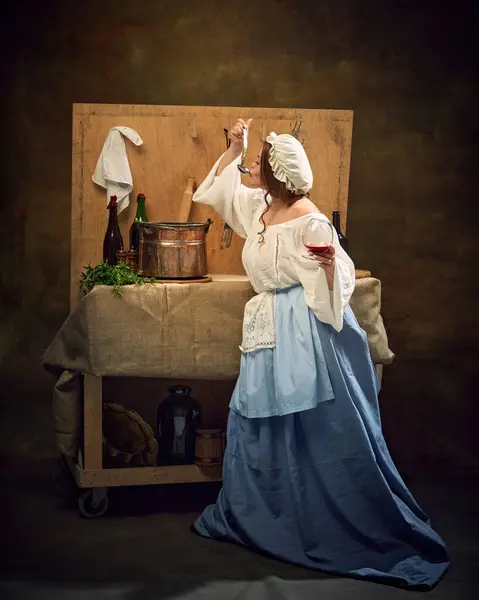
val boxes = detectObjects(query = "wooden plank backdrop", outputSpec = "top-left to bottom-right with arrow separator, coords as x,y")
71,103 -> 353,307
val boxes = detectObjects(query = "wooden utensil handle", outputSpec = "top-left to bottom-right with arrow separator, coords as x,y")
178,176 -> 195,222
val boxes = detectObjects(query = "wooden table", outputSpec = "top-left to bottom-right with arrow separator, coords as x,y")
55,269 -> 377,517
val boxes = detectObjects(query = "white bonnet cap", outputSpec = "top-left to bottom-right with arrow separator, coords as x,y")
265,132 -> 313,194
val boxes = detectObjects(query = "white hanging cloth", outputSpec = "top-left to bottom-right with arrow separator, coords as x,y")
92,126 -> 143,213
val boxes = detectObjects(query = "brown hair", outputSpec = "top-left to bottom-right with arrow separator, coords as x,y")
258,141 -> 306,243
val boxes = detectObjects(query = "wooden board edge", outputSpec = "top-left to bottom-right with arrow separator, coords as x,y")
83,374 -> 103,470
335,111 -> 354,233
73,103 -> 354,121
71,104 -> 87,310
76,464 -> 222,488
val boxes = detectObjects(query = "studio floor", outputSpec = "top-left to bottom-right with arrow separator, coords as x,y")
0,458 -> 477,599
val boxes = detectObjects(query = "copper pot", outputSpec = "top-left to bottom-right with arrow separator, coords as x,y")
137,220 -> 212,279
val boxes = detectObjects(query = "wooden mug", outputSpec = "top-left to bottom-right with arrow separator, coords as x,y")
195,428 -> 224,467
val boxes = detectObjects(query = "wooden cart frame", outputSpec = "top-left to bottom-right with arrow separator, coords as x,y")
66,373 -> 222,517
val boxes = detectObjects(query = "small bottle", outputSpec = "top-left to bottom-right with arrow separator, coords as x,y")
332,210 -> 349,253
103,195 -> 124,265
129,193 -> 149,252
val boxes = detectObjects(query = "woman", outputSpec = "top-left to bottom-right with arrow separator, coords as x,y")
191,118 -> 449,588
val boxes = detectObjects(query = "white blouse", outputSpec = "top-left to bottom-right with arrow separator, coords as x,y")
193,154 -> 356,353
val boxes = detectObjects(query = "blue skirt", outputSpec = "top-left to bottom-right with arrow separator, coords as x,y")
193,288 -> 450,588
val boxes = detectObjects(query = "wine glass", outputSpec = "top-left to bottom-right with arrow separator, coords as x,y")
302,218 -> 334,260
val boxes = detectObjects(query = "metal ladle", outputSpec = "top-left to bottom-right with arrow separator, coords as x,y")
237,126 -> 250,174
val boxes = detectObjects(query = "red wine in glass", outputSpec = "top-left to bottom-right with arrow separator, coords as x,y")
305,244 -> 330,254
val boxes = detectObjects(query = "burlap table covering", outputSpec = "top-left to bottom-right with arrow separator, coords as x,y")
43,275 -> 393,380
43,275 -> 394,456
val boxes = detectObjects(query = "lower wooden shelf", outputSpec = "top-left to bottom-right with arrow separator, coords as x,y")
79,372 -> 223,491
75,464 -> 222,488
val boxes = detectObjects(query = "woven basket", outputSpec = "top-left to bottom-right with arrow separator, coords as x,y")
102,402 -> 158,468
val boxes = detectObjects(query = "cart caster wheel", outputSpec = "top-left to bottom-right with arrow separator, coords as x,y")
78,488 -> 109,518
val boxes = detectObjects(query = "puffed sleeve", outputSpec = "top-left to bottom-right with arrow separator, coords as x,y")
192,154 -> 261,239
289,216 -> 355,331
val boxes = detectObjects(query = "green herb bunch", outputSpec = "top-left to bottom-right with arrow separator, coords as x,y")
79,261 -> 156,298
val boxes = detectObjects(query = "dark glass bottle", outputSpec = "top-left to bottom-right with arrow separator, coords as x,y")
129,193 -> 149,251
103,195 -> 124,265
332,210 -> 349,253
156,386 -> 202,465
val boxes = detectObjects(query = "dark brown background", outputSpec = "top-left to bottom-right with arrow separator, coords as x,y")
1,0 -> 477,470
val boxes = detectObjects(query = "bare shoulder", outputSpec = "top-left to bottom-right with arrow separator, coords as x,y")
290,197 -> 321,217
